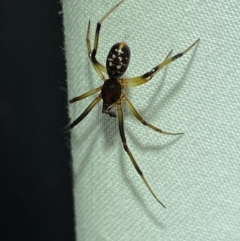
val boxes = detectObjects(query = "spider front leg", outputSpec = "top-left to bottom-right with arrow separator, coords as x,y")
122,94 -> 182,135
69,96 -> 101,129
68,87 -> 102,129
86,0 -> 124,80
69,86 -> 101,103
116,100 -> 166,208
121,38 -> 200,88
86,20 -> 106,80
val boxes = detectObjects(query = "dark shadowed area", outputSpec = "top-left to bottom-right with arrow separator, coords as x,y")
0,1 -> 75,240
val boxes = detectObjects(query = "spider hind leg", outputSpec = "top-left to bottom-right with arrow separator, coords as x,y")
116,100 -> 166,208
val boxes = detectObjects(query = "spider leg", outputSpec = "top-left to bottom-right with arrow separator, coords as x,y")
122,95 -> 183,135
165,49 -> 173,60
69,96 -> 101,129
119,49 -> 172,88
116,100 -> 166,208
121,39 -> 200,88
87,0 -> 124,80
86,20 -> 106,80
69,86 -> 101,103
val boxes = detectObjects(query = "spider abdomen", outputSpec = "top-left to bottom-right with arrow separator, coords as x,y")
106,42 -> 130,78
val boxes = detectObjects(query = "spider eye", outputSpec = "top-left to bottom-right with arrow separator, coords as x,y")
106,42 -> 130,78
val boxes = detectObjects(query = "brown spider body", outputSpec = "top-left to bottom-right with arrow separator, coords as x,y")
102,42 -> 130,117
69,0 -> 199,207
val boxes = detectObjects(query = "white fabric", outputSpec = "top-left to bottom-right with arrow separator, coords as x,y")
63,0 -> 240,240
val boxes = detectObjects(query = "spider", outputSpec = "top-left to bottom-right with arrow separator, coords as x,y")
68,0 -> 199,208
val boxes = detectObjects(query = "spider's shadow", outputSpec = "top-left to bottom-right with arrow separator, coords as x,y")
143,42 -> 200,119
69,57 -> 102,178
71,115 -> 100,184
124,43 -> 199,153
117,44 -> 199,223
100,109 -> 119,148
119,143 -> 166,228
85,51 -> 120,148
70,40 -> 199,224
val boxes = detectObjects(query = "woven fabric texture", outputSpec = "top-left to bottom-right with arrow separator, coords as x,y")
63,0 -> 240,240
